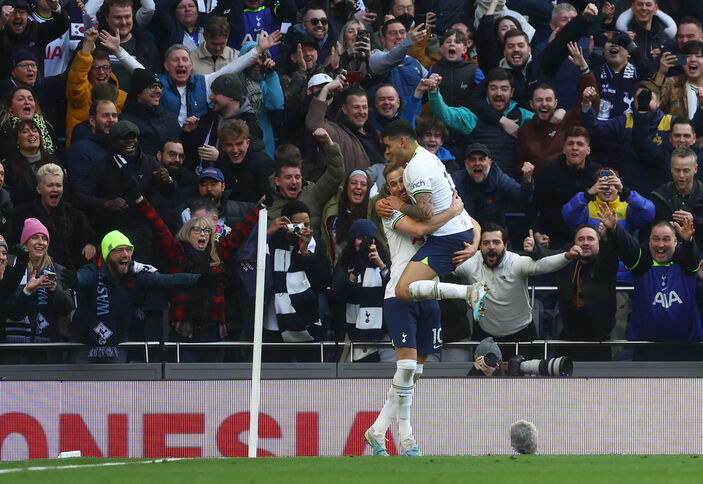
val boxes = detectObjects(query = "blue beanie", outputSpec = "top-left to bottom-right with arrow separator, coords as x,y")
348,219 -> 380,241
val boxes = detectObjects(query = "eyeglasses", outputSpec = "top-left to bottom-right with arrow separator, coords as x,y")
305,17 -> 328,26
149,83 -> 163,90
91,64 -> 111,72
191,226 -> 213,235
166,151 -> 185,160
15,62 -> 37,70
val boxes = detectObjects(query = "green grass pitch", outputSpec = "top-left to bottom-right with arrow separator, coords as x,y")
0,455 -> 701,483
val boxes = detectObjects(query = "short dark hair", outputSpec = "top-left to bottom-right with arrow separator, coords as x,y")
92,49 -> 110,62
481,223 -> 508,244
381,120 -> 417,141
503,29 -> 529,45
485,67 -> 513,88
342,87 -> 368,105
650,220 -> 676,237
416,117 -> 449,143
281,200 -> 310,219
381,18 -> 405,37
565,126 -> 590,144
574,223 -> 600,240
442,29 -> 467,46
679,16 -> 703,31
671,117 -> 696,134
88,98 -> 115,116
274,144 -> 303,176
160,138 -> 183,152
104,0 -> 133,14
91,82 -> 118,103
681,40 -> 703,55
531,82 -> 556,97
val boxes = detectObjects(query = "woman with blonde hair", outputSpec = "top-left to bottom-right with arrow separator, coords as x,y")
134,193 -> 260,362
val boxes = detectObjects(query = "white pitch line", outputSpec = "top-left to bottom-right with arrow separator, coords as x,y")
0,457 -> 186,474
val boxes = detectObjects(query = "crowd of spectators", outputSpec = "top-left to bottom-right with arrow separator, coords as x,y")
1,0 -> 703,365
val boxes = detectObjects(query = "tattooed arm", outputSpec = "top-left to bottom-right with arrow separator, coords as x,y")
400,192 -> 434,221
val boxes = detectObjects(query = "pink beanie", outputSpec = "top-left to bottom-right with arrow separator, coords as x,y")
20,218 -> 50,245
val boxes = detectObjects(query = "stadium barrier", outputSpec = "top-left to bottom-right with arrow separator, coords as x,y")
1,378 -> 702,459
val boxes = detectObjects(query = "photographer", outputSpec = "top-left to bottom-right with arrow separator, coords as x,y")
468,336 -> 506,377
264,200 -> 331,363
329,219 -> 391,362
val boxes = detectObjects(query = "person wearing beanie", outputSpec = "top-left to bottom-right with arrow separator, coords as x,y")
328,216 -> 391,363
74,119 -> 176,266
118,68 -> 181,157
237,40 -> 284,157
2,217 -> 73,363
0,0 -> 68,80
468,336 -> 506,377
66,229 -> 216,363
321,169 -> 373,266
181,72 -> 264,170
104,31 -> 282,126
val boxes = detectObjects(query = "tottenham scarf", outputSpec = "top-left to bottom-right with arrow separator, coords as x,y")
345,266 -> 384,333
88,270 -> 121,358
4,267 -> 58,343
597,62 -> 638,120
271,235 -> 320,332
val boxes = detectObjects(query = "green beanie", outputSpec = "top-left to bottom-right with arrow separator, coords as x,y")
101,230 -> 134,260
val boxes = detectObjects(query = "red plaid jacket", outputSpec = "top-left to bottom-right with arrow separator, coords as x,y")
136,199 -> 259,336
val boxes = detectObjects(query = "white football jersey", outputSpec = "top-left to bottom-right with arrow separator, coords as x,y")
402,146 -> 472,236
382,210 -> 434,299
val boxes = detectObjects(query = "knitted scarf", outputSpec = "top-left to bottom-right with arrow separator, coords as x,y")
4,267 -> 57,343
88,270 -> 121,358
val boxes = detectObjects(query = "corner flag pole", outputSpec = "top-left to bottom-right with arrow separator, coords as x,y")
248,208 -> 267,458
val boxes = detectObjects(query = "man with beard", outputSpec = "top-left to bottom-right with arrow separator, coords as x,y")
0,0 -> 68,79
178,168 -> 255,236
526,223 -> 618,361
279,5 -> 336,71
68,99 -> 119,191
454,223 -> 580,359
428,68 -> 534,180
279,36 -> 326,104
452,143 -> 534,229
119,69 -> 181,157
466,3 -> 598,136
150,138 -> 198,218
67,230 -> 215,363
181,73 -> 264,172
365,160 -> 469,457
237,41 -> 284,157
74,120 -> 175,264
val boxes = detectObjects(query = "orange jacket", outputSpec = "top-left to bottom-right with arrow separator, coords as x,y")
65,51 -> 127,147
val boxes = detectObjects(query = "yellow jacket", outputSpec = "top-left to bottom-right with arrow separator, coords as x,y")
65,51 -> 127,147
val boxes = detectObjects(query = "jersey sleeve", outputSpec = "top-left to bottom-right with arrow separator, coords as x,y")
404,163 -> 433,198
388,209 -> 406,230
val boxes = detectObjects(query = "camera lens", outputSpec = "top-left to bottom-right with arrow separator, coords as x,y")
483,352 -> 497,367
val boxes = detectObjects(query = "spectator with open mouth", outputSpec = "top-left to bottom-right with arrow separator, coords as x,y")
0,86 -> 58,161
1,118 -> 60,206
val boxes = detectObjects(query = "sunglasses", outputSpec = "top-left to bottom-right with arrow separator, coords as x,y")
306,17 -> 328,26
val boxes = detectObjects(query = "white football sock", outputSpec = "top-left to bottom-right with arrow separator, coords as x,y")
371,386 -> 396,436
393,359 -> 416,440
409,280 -> 469,301
413,363 -> 424,384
